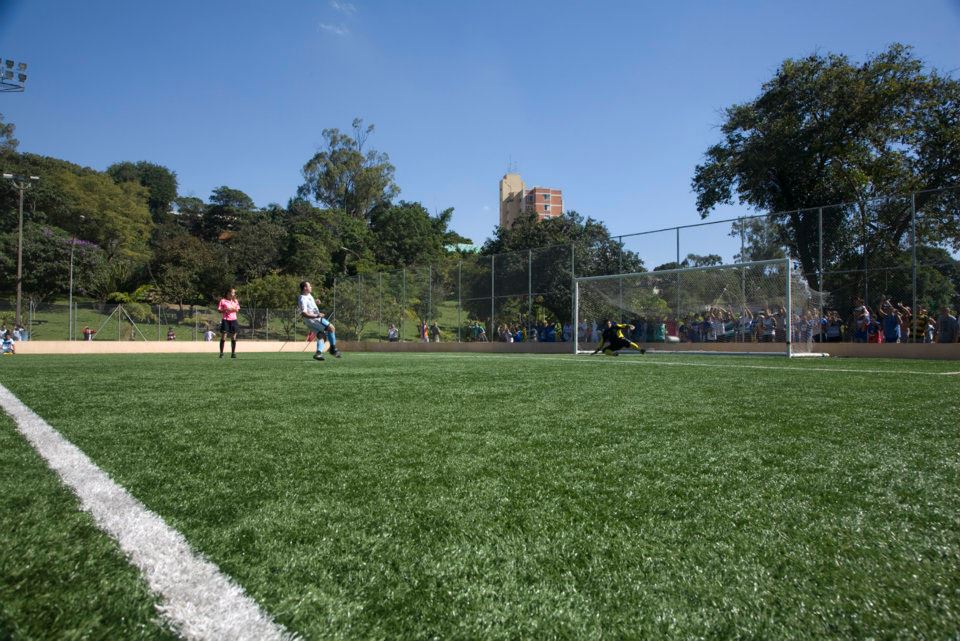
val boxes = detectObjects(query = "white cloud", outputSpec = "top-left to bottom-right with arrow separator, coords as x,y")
330,0 -> 356,14
319,22 -> 350,36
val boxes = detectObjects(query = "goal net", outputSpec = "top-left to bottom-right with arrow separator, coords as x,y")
574,258 -> 825,357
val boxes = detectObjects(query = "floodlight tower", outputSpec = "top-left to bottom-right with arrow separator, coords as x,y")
3,173 -> 39,326
0,58 -> 28,92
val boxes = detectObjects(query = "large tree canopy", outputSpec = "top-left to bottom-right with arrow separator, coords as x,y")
692,44 -> 960,282
298,118 -> 399,220
369,201 -> 456,268
107,161 -> 178,222
0,113 -> 18,154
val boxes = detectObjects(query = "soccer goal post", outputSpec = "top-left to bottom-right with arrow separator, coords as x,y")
573,258 -> 827,357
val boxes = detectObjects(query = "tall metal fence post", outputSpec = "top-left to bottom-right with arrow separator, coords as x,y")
157,305 -> 161,341
817,207 -> 825,339
357,275 -> 362,341
428,265 -> 433,324
911,192 -> 918,342
378,272 -> 383,342
490,255 -> 495,337
266,308 -> 270,341
457,261 -> 462,342
332,278 -> 337,323
401,267 -> 406,341
739,219 -> 747,333
675,227 -> 681,320
618,236 -> 625,323
570,243 -> 576,352
862,211 -> 869,304
527,249 -> 533,327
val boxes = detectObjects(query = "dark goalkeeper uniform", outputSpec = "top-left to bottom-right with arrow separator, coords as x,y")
593,322 -> 644,356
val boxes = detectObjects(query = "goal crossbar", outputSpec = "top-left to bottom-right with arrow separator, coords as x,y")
574,258 -> 827,357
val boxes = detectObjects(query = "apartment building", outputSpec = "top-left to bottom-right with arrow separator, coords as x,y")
499,173 -> 563,228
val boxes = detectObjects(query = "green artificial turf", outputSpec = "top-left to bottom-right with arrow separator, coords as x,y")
0,411 -> 179,641
0,353 -> 957,640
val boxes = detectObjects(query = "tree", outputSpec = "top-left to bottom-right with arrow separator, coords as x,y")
51,169 -> 154,264
0,224 -> 104,302
299,118 -> 399,219
653,253 -> 725,271
172,196 -> 206,235
107,161 -> 178,223
281,200 -> 338,280
149,223 -> 219,317
0,113 -> 18,154
468,211 -> 644,325
241,272 -> 306,339
368,201 -> 452,267
227,215 -> 286,282
198,186 -> 257,241
692,44 -> 960,286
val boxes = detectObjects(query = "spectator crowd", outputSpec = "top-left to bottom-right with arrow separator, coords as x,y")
462,297 -> 959,347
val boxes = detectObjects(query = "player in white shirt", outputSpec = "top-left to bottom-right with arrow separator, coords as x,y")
298,281 -> 341,361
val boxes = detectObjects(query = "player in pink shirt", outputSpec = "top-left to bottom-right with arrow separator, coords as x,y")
217,287 -> 240,359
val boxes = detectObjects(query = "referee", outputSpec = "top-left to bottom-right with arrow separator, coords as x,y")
217,287 -> 240,359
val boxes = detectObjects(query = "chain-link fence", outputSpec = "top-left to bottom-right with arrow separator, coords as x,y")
0,300 -> 307,342
332,245 -> 575,343
614,186 -> 959,342
2,187 -> 956,344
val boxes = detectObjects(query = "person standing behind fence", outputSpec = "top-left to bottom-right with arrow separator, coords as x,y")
218,287 -> 240,359
936,306 -> 958,344
879,299 -> 902,343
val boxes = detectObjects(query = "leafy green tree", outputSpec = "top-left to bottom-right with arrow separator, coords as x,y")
0,225 -> 103,302
282,200 -> 337,280
369,201 -> 455,268
227,215 -> 286,282
149,223 -> 219,317
241,272 -> 305,338
198,186 -> 256,242
299,118 -> 399,219
173,196 -> 206,235
107,161 -> 178,223
469,211 -> 643,325
0,113 -> 18,154
51,169 -> 154,263
693,44 -> 960,285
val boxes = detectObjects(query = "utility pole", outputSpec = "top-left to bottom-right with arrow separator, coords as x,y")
3,173 -> 39,326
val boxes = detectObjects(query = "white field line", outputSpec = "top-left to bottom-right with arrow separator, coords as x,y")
386,352 -> 959,377
0,384 -> 298,641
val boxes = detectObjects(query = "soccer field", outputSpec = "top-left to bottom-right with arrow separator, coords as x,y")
1,352 -> 958,640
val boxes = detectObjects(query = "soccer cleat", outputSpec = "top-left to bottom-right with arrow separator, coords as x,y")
330,348 -> 341,358
219,353 -> 223,359
313,353 -> 325,361
640,348 -> 646,355
231,353 -> 237,359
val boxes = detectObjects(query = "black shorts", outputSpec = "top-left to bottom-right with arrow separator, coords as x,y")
608,337 -> 635,351
220,319 -> 238,335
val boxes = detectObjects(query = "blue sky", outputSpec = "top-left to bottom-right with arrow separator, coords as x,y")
2,1 -> 958,267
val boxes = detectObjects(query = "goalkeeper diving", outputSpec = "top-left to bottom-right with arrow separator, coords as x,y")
591,320 -> 646,356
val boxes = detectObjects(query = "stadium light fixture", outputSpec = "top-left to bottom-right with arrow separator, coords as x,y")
5,174 -> 40,327
1,58 -> 28,92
